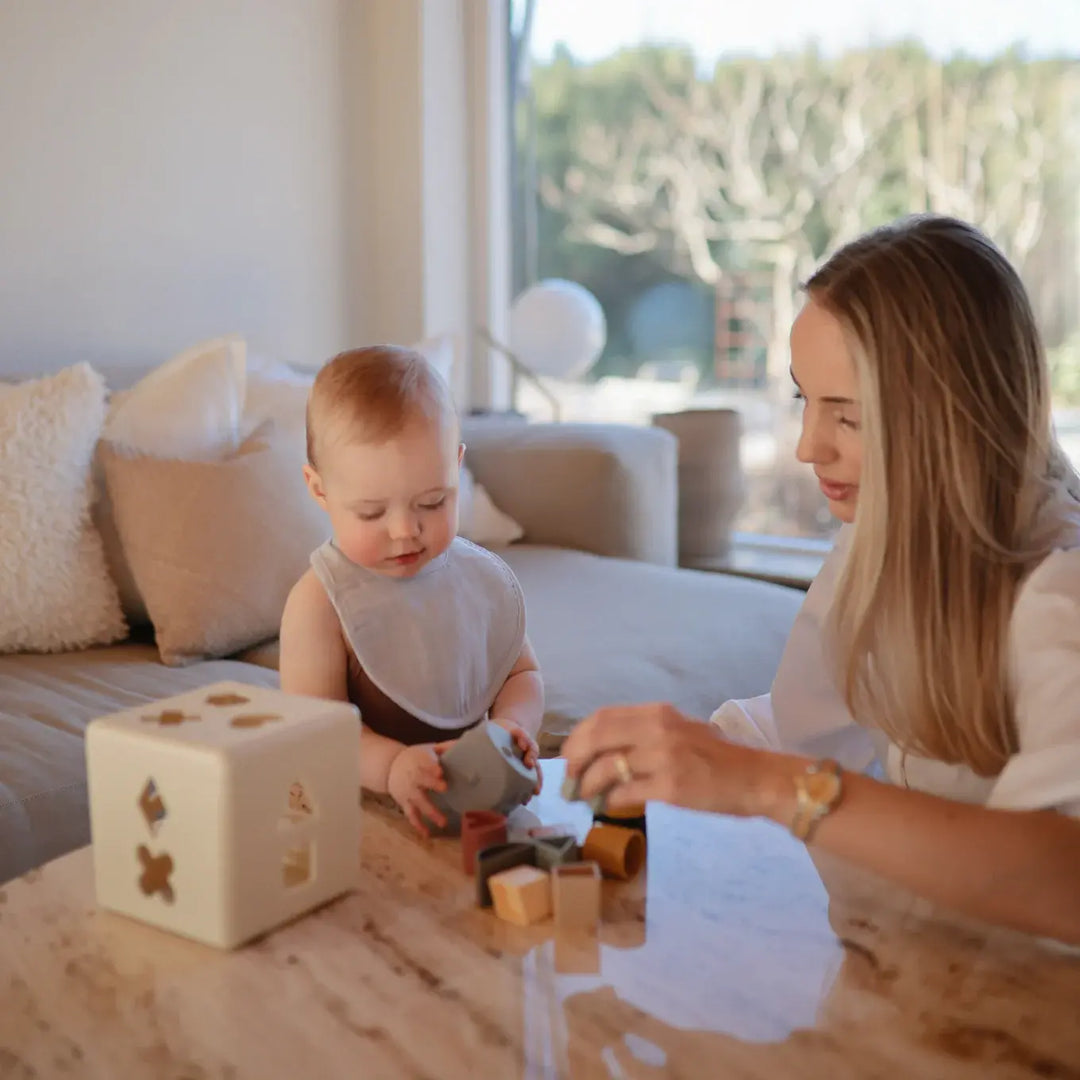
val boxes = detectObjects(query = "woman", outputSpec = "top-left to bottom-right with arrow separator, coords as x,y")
563,215 -> 1080,944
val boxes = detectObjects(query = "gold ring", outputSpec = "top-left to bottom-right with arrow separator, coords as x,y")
614,752 -> 633,785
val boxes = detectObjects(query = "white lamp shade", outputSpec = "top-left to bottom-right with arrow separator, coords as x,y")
508,279 -> 607,379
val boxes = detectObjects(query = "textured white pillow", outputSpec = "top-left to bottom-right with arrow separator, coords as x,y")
0,364 -> 127,653
103,335 -> 246,460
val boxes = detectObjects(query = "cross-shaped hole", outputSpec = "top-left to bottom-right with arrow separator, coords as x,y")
137,845 -> 175,903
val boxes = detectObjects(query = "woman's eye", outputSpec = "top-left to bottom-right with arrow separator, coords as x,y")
838,416 -> 860,431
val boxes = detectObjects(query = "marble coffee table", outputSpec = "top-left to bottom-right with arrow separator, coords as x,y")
1,759 -> 1078,1079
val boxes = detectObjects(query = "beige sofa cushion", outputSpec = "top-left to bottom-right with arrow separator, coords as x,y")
99,428 -> 329,666
0,644 -> 279,884
241,546 -> 803,752
501,547 -> 801,748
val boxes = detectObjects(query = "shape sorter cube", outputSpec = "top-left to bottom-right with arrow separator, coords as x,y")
86,680 -> 360,949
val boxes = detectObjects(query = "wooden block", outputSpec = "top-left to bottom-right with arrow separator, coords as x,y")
552,861 -> 601,931
488,865 -> 552,926
461,810 -> 508,875
475,842 -> 536,907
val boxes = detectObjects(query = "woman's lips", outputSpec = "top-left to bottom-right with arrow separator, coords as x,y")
818,478 -> 856,501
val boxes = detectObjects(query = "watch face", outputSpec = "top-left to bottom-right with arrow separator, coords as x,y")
805,771 -> 842,805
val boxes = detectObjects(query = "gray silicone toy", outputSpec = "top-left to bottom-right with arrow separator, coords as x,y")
427,720 -> 539,836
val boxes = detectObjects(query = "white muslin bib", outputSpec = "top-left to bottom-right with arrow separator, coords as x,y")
310,537 -> 526,730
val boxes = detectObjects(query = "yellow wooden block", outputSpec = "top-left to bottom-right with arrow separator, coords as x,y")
488,864 -> 552,926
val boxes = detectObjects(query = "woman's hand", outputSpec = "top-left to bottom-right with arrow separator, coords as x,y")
561,703 -> 772,817
387,743 -> 448,836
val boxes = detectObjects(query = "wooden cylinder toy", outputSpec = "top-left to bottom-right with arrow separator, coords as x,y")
461,810 -> 508,875
581,824 -> 645,880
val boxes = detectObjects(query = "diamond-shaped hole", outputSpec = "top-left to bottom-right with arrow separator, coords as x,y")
139,778 -> 167,835
282,843 -> 314,888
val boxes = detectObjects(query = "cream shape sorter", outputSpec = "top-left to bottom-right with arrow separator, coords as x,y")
85,680 -> 360,948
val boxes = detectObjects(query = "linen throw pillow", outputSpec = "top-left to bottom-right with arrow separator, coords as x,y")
103,335 -> 246,461
0,363 -> 127,653
99,426 -> 330,666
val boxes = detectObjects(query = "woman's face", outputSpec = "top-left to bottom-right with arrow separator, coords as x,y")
789,299 -> 864,524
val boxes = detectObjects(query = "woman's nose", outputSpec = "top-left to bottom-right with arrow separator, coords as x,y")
795,411 -> 836,466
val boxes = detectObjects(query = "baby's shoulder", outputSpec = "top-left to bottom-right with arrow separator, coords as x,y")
282,566 -> 336,626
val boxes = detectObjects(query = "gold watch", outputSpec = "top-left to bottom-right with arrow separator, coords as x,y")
790,758 -> 843,842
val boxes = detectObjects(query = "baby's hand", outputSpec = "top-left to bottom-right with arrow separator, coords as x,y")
387,743 -> 447,836
490,718 -> 543,794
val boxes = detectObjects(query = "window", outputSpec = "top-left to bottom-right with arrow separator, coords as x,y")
508,0 -> 1080,541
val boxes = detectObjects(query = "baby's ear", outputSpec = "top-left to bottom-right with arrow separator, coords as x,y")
302,464 -> 328,508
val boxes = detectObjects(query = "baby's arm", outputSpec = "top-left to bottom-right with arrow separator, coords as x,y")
279,570 -> 415,794
490,637 -> 544,775
490,636 -> 544,738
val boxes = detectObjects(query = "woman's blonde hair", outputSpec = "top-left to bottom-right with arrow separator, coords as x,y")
807,215 -> 1080,775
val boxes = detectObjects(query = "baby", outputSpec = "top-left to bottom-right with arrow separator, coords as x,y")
279,345 -> 544,834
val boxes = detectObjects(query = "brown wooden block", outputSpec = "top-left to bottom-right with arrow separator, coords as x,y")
552,861 -> 601,931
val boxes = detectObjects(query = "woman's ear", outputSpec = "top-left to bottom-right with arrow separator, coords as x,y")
302,464 -> 329,509
458,442 -> 466,465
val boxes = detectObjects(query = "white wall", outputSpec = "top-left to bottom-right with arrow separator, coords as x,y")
0,0 -> 349,378
347,0 -> 475,405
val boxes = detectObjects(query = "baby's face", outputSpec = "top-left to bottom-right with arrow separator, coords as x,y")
305,417 -> 463,579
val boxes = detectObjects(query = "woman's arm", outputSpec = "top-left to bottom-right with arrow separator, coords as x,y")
562,705 -> 1080,944
757,749 -> 1080,943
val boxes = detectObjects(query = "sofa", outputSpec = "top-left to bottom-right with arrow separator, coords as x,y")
0,408 -> 805,886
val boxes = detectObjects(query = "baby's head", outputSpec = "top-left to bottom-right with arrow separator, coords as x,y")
302,345 -> 463,578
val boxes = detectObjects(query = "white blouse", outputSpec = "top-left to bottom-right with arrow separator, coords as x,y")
710,523 -> 1080,818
